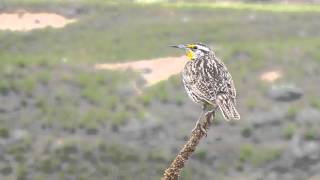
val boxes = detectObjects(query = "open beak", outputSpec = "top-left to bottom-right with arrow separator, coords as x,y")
170,44 -> 186,49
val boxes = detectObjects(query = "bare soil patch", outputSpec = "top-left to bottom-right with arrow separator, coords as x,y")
95,56 -> 187,87
260,70 -> 282,83
0,11 -> 77,31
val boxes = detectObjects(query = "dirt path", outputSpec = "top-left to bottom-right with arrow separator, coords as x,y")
95,56 -> 187,87
0,11 -> 77,31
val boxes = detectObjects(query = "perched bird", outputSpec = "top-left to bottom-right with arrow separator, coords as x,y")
172,43 -> 240,133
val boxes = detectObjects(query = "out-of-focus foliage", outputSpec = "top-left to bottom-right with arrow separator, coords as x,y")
0,1 -> 319,179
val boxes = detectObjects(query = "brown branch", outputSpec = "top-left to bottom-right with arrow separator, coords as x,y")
162,110 -> 215,180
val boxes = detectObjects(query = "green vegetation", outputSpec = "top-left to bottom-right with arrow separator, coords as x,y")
0,80 -> 10,95
0,1 -> 319,179
16,164 -> 28,180
283,123 -> 297,140
304,129 -> 317,140
245,97 -> 257,110
140,94 -> 152,106
31,139 -> 167,179
6,0 -> 320,13
194,148 -> 208,161
143,75 -> 184,105
175,95 -> 185,106
147,149 -> 170,162
0,127 -> 10,138
310,98 -> 320,109
153,83 -> 170,103
180,167 -> 193,180
170,2 -> 320,13
241,126 -> 252,138
1,1 -> 320,69
286,106 -> 299,119
239,144 -> 282,166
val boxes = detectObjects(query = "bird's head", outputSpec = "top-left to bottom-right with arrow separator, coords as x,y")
171,43 -> 212,60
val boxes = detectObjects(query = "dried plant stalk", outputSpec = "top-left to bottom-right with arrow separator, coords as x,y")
162,110 -> 215,180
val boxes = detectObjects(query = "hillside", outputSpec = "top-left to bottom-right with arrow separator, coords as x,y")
0,1 -> 320,180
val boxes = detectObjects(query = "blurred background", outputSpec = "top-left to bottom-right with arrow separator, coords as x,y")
0,0 -> 320,179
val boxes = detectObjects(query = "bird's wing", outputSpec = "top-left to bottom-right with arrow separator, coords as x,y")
182,78 -> 202,104
213,64 -> 240,120
225,71 -> 237,104
200,60 -> 237,105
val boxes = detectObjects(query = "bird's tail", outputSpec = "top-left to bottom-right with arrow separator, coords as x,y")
216,94 -> 240,121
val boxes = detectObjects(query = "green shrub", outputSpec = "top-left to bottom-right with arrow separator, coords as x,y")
147,149 -> 169,162
239,144 -> 254,162
0,165 -> 12,175
38,157 -> 61,173
310,98 -> 320,109
14,77 -> 37,96
304,129 -> 317,140
239,144 -> 282,166
0,80 -> 10,95
194,148 -> 207,161
80,108 -> 108,130
108,143 -> 140,162
140,94 -> 152,106
16,164 -> 28,180
241,127 -> 252,138
157,85 -> 169,103
181,167 -> 193,180
175,95 -> 184,106
0,127 -> 10,138
137,110 -> 146,121
283,123 -> 297,139
81,87 -> 102,104
35,97 -> 49,113
37,71 -> 51,85
286,106 -> 298,119
111,111 -> 129,127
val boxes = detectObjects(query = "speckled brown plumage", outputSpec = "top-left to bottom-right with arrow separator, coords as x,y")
181,43 -> 240,121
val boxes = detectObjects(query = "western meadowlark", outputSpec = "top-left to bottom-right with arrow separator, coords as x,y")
172,43 -> 240,133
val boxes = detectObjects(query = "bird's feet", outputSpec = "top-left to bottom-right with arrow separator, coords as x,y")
192,120 -> 207,136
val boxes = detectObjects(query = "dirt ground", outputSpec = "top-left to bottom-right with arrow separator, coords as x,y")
0,11 -> 76,31
95,56 -> 187,86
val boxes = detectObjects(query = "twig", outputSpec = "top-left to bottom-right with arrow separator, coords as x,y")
162,110 -> 215,180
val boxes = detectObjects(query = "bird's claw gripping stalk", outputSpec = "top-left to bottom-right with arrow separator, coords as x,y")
192,120 -> 207,136
191,107 -> 213,136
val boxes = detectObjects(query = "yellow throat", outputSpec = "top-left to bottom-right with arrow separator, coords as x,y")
186,49 -> 194,60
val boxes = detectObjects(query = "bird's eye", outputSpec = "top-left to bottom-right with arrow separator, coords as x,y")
193,46 -> 198,49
